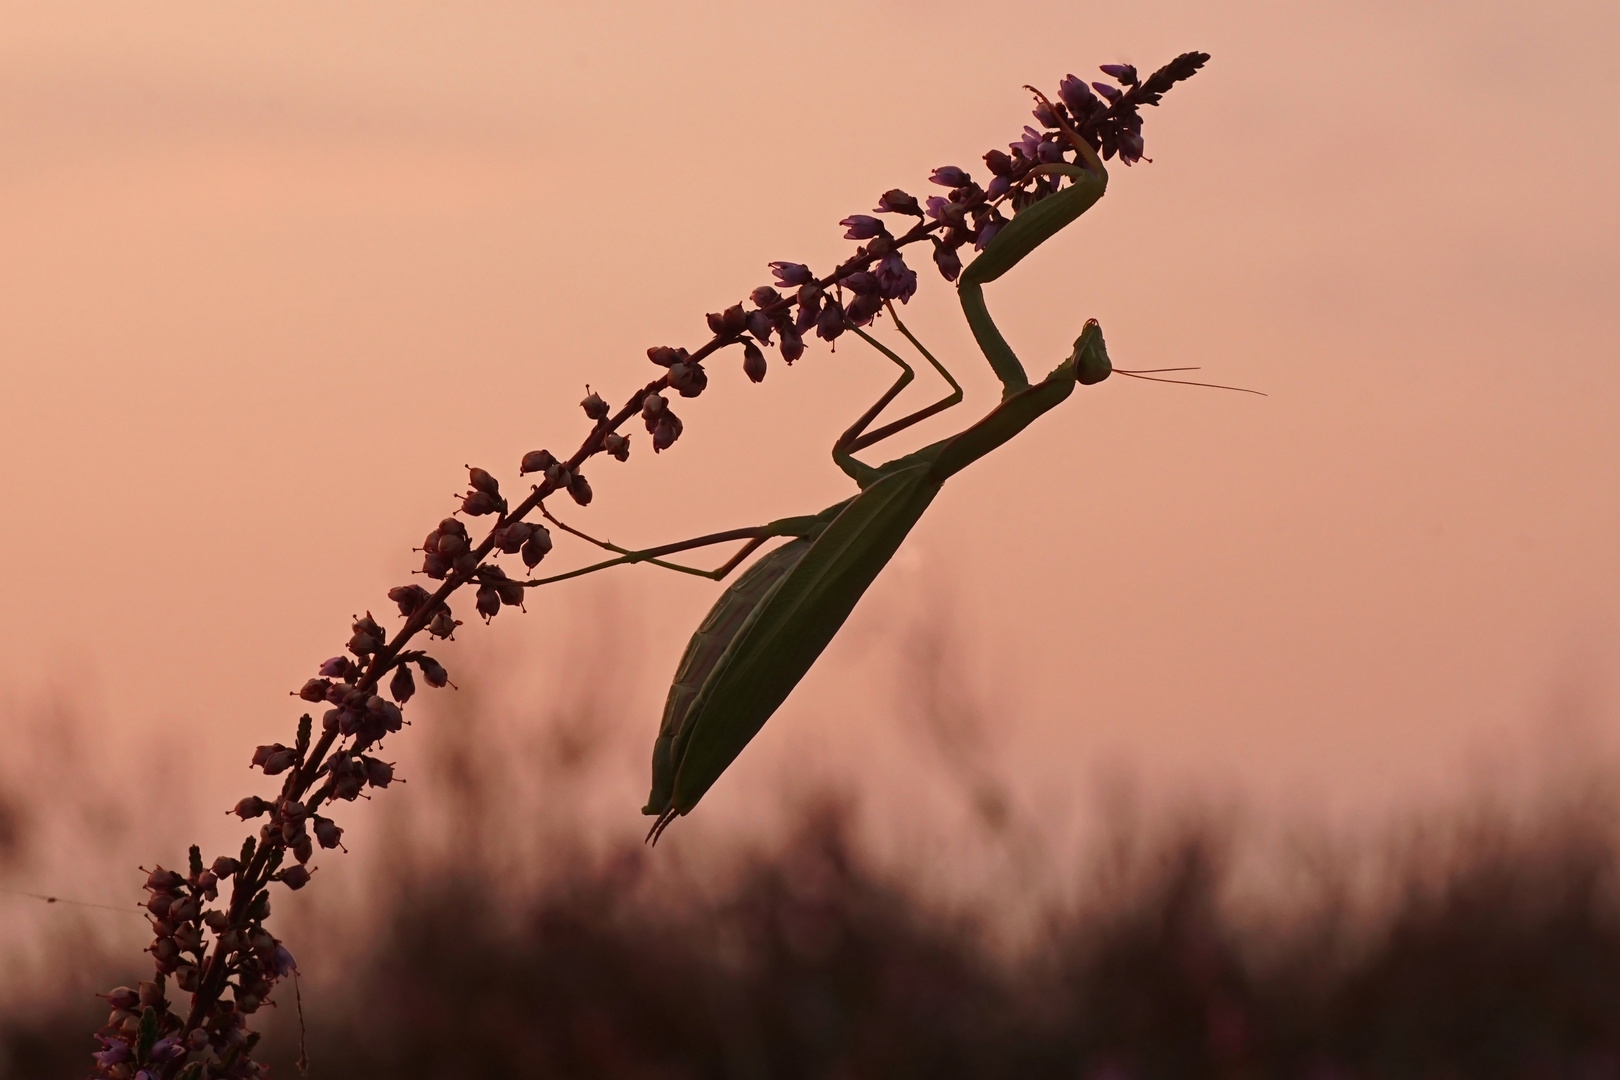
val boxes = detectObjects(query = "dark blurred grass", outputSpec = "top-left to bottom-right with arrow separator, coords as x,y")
12,793 -> 1620,1080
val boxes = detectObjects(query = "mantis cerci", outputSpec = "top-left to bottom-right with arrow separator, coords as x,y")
530,80 -> 1257,842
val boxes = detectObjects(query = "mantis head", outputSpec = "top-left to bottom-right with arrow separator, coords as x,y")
1071,319 -> 1112,385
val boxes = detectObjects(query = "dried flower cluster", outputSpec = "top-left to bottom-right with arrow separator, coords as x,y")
91,53 -> 1206,1079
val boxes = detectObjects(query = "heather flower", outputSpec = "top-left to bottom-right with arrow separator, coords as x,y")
317,656 -> 348,678
933,241 -> 962,282
651,413 -> 683,453
815,302 -> 846,341
875,252 -> 917,303
667,359 -> 708,397
1091,81 -> 1123,103
272,943 -> 298,977
779,324 -> 805,364
749,285 -> 781,307
839,214 -> 885,241
1014,126 -> 1044,160
745,309 -> 774,344
149,1037 -> 186,1063
845,292 -> 883,326
986,175 -> 1011,200
742,340 -> 767,383
461,489 -> 500,516
769,261 -> 814,287
873,188 -> 922,216
580,389 -> 609,420
384,669 -> 413,709
1100,62 -> 1138,85
388,584 -> 432,617
278,865 -> 311,890
930,166 -> 971,187
520,448 -> 557,475
841,271 -> 880,295
92,1037 -> 132,1069
521,527 -> 553,569
604,431 -> 630,461
1038,139 -> 1066,164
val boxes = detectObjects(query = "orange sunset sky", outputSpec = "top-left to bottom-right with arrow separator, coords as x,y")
1,0 -> 1617,903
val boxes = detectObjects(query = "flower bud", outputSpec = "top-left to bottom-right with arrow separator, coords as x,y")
476,584 -> 501,621
746,309 -> 774,344
461,490 -> 501,517
667,360 -> 708,398
467,466 -> 500,495
388,584 -> 432,617
652,413 -> 683,453
750,285 -> 781,308
251,743 -> 283,769
641,393 -> 668,424
106,987 -> 139,1011
419,657 -> 449,688
236,991 -> 261,1013
604,431 -> 630,462
298,678 -> 330,703
492,520 -> 532,553
233,797 -> 273,821
185,1022 -> 209,1048
211,856 -> 240,880
174,923 -> 203,952
742,340 -> 767,383
277,864 -> 312,891
496,578 -> 525,607
705,311 -> 726,335
348,630 -> 382,657
146,893 -> 174,917
293,834 -> 313,864
422,551 -> 451,579
332,774 -> 363,801
646,345 -> 683,367
313,816 -> 344,850
933,242 -> 963,282
544,461 -> 571,489
779,324 -> 804,365
580,388 -> 609,420
722,304 -> 748,335
389,663 -> 415,704
521,526 -> 553,569
204,909 -> 230,933
137,980 -> 165,1008
428,610 -> 460,639
169,895 -> 198,922
520,449 -> 557,476
318,656 -> 350,678
568,472 -> 593,506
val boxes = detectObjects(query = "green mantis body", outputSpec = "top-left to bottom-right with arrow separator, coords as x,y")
543,145 -> 1116,839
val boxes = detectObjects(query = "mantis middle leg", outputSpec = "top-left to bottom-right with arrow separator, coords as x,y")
833,304 -> 964,483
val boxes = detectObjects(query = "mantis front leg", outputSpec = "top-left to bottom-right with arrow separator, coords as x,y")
958,108 -> 1111,398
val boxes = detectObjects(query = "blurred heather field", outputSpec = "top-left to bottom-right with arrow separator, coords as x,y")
6,645 -> 1620,1079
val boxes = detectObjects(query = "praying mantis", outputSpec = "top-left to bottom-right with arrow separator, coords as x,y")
537,101 -> 1235,841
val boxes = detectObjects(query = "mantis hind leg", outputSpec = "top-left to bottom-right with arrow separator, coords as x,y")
833,303 -> 964,482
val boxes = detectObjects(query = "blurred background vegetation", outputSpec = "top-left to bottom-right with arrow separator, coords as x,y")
3,640 -> 1619,1080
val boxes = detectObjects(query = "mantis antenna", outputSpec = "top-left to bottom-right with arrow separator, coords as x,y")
1111,367 -> 1268,395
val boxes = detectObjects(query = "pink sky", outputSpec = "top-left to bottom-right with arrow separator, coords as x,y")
1,0 -> 1617,889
